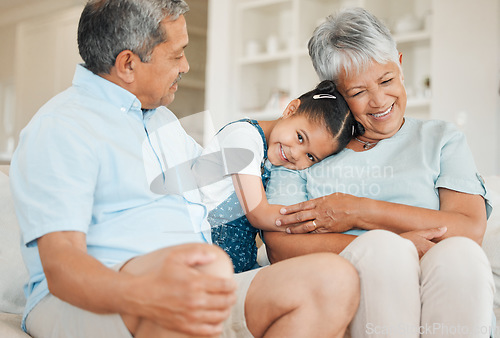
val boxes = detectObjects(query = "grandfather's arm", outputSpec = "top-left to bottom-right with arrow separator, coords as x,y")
38,231 -> 130,314
38,231 -> 237,336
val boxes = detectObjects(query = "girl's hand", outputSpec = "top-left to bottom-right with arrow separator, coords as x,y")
275,193 -> 360,234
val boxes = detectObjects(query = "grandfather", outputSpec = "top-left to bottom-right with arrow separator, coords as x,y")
9,0 -> 359,337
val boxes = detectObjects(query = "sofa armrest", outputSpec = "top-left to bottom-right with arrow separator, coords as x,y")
0,313 -> 30,337
0,165 -> 9,176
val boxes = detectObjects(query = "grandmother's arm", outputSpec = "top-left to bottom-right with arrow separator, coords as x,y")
367,188 -> 487,243
279,187 -> 487,244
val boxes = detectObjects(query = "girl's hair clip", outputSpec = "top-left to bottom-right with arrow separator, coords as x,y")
313,94 -> 337,100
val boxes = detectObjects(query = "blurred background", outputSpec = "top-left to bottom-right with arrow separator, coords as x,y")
0,0 -> 499,176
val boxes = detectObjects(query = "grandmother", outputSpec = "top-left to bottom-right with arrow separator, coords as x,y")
265,7 -> 495,338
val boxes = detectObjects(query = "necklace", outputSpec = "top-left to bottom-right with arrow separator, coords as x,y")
354,137 -> 378,150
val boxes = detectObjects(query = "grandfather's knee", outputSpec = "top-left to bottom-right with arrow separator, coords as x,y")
195,244 -> 234,278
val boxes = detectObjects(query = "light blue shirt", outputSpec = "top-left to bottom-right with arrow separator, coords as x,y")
10,64 -> 208,330
267,117 -> 491,236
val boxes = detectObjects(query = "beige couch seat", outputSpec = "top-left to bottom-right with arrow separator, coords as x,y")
0,165 -> 30,337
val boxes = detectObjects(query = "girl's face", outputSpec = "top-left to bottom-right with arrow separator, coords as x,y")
337,58 -> 406,142
267,114 -> 337,170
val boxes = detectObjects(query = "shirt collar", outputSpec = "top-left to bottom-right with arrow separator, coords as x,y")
72,64 -> 145,117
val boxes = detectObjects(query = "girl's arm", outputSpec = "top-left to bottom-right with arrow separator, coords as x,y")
232,173 -> 286,232
263,231 -> 356,262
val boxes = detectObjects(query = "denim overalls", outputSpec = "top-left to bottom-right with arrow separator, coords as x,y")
209,119 -> 270,273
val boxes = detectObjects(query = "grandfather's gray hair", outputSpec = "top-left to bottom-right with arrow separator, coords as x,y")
308,7 -> 399,83
78,0 -> 189,74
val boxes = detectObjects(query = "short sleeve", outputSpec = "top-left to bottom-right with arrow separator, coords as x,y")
266,165 -> 308,206
10,115 -> 99,246
435,124 -> 491,218
215,122 -> 264,177
192,122 -> 264,202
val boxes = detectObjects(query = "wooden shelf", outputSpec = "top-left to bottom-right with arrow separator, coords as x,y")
394,29 -> 431,44
0,153 -> 12,163
239,109 -> 282,120
407,97 -> 431,109
239,0 -> 292,11
223,0 -> 433,128
239,51 -> 291,65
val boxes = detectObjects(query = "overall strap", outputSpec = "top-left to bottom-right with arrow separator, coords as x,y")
217,118 -> 268,162
243,119 -> 268,161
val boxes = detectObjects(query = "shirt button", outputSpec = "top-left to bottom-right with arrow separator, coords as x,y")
120,107 -> 126,112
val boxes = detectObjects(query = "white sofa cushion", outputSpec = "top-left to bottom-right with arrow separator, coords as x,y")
483,176 -> 500,309
0,171 -> 28,314
0,313 -> 29,338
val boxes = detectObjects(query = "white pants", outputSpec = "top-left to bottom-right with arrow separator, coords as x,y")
340,230 -> 495,338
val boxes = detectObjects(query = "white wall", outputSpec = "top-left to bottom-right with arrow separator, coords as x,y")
431,0 -> 499,175
0,24 -> 16,161
0,0 -> 84,163
498,0 -> 500,174
15,6 -> 83,137
204,0 -> 236,145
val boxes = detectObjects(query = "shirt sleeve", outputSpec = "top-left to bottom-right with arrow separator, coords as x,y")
266,165 -> 308,206
10,115 -> 99,246
435,123 -> 492,218
217,122 -> 264,177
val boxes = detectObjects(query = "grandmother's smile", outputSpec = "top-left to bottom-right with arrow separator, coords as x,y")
370,104 -> 393,119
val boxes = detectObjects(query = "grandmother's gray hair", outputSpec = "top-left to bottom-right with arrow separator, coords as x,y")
78,0 -> 189,75
308,7 -> 399,83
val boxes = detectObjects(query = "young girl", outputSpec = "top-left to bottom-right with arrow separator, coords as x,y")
193,80 -> 358,272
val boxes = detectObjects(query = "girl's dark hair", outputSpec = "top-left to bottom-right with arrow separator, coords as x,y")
295,80 -> 363,154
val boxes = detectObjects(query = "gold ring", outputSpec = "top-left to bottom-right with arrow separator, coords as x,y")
312,220 -> 317,228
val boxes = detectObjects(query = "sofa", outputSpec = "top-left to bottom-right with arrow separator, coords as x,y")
1,164 -> 500,337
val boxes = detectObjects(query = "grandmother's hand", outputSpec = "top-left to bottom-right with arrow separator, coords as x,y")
275,193 -> 359,234
399,227 -> 447,258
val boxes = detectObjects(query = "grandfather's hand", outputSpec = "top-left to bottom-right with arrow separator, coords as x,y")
275,193 -> 360,234
126,244 -> 237,336
399,227 -> 447,258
